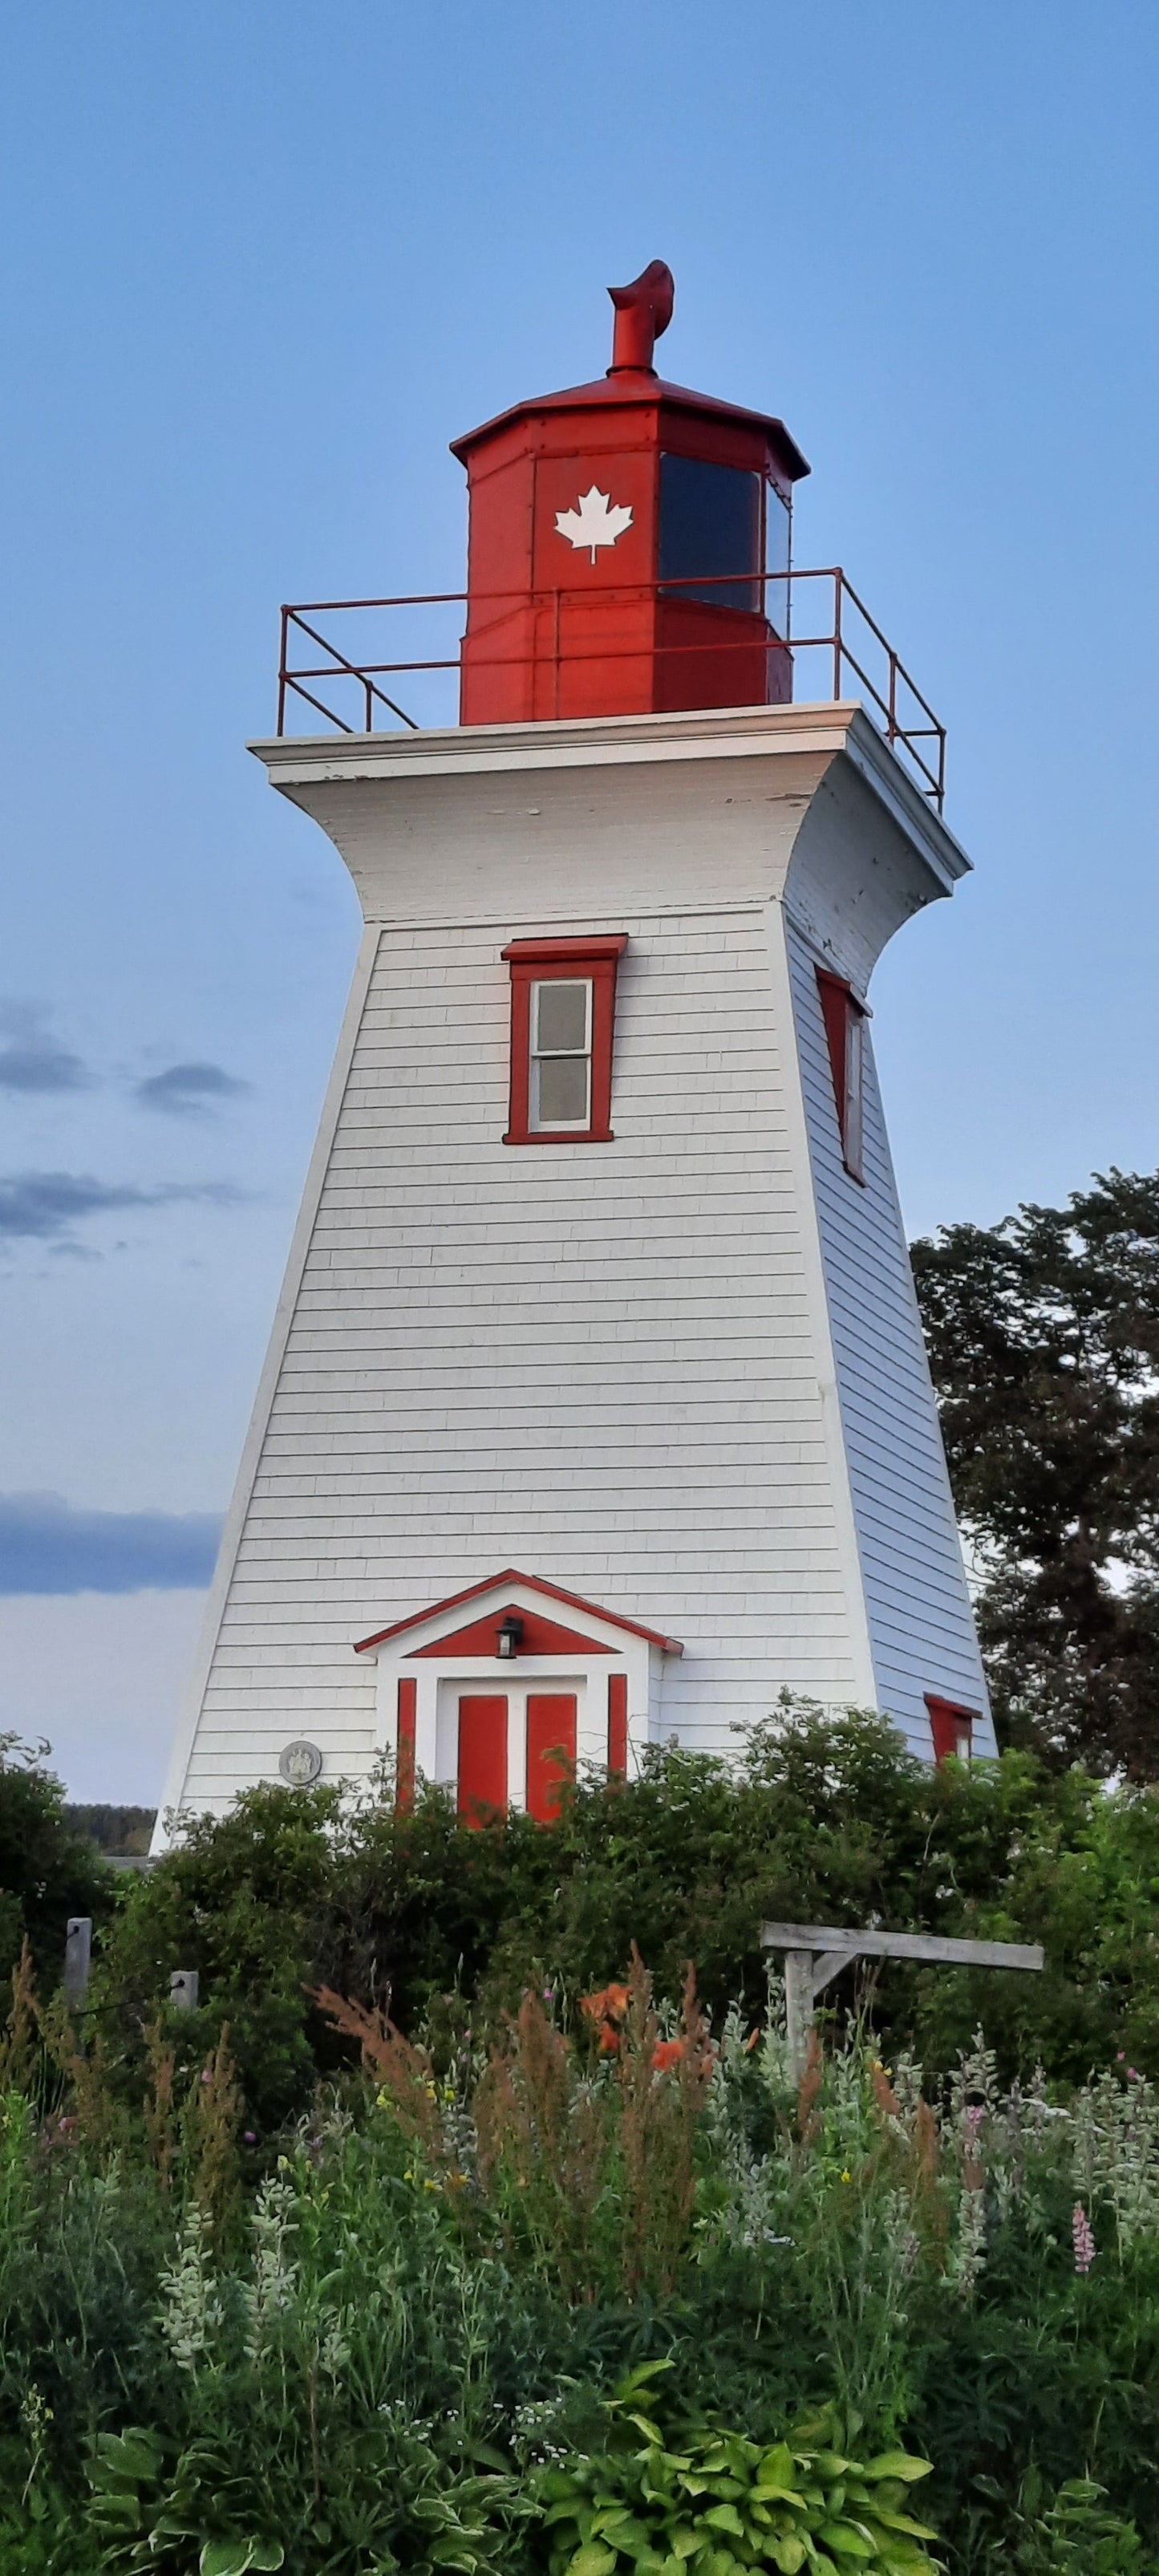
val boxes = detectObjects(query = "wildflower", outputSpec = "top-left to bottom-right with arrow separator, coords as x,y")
841,2168 -> 853,2185
653,2038 -> 684,2072
423,2178 -> 440,2193
582,1981 -> 630,2036
244,2130 -> 257,2144
1073,2202 -> 1096,2274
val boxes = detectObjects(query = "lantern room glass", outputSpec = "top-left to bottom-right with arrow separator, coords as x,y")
659,454 -> 763,613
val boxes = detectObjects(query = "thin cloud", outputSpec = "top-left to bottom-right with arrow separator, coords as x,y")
0,1172 -> 248,1242
135,1061 -> 250,1116
0,1003 -> 91,1094
0,1491 -> 222,1594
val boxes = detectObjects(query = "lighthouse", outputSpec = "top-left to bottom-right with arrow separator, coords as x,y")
157,263 -> 993,1839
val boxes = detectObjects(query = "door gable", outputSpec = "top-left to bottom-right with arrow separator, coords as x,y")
354,1568 -> 683,1658
409,1604 -> 613,1659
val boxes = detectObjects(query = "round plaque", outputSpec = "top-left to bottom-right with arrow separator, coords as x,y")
279,1738 -> 323,1787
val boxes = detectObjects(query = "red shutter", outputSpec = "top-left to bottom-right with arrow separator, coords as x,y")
458,1695 -> 508,1822
608,1671 -> 628,1778
396,1677 -> 416,1815
526,1693 -> 577,1823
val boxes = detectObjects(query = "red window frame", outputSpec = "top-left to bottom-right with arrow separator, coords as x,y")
502,935 -> 628,1146
817,968 -> 867,1183
926,1694 -> 978,1765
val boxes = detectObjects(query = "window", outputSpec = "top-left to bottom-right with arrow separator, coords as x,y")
659,453 -> 762,612
502,934 -> 628,1146
817,968 -> 867,1183
926,1695 -> 977,1765
530,979 -> 591,1130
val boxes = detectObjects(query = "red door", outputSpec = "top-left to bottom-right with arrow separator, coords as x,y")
458,1695 -> 508,1823
526,1694 -> 577,1824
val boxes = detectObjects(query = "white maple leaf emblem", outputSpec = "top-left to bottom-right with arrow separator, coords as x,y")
554,485 -> 634,563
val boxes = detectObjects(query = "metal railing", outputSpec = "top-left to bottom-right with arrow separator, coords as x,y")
275,567 -> 946,811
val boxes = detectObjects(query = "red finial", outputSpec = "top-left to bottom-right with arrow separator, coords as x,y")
607,260 -> 675,375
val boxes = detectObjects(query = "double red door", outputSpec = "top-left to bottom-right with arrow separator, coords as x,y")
456,1693 -> 577,1826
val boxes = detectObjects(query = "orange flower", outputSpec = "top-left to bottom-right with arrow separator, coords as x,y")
582,1983 -> 630,2026
652,2038 -> 684,2072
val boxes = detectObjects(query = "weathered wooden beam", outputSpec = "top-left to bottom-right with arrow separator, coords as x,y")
761,1921 -> 1044,1974
760,1918 -> 1044,2077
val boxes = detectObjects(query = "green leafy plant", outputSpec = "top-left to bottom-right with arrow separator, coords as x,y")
537,2364 -> 941,2576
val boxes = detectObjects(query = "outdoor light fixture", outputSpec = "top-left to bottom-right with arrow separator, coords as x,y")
496,1614 -> 524,1659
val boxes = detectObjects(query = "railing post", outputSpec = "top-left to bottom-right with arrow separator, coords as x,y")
278,607 -> 288,738
833,571 -> 843,702
365,676 -> 374,734
888,649 -> 898,745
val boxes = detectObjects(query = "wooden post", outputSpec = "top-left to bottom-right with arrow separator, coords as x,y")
784,1949 -> 816,2081
63,1917 -> 91,2011
761,1920 -> 1045,2080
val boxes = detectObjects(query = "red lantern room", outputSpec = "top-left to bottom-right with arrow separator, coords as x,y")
451,262 -> 809,728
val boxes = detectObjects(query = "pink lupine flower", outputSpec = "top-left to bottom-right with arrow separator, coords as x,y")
1072,2202 -> 1096,2274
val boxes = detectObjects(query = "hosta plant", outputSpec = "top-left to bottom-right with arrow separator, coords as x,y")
538,2367 -> 942,2576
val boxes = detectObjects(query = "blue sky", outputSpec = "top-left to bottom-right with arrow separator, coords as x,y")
2,2 -> 1157,1800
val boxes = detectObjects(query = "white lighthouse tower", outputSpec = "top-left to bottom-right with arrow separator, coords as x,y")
158,264 -> 992,1838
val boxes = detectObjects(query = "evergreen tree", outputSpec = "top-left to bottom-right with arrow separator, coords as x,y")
911,1168 -> 1159,1775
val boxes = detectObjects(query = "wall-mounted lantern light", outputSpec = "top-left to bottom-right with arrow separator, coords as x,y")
496,1613 -> 524,1659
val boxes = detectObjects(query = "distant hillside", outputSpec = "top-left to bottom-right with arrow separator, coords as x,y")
63,1803 -> 156,1856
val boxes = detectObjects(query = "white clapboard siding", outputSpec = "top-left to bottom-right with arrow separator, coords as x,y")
160,705 -> 989,1829
177,899 -> 872,1815
786,920 -> 994,1754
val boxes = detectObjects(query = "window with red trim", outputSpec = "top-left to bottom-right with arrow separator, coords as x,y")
926,1694 -> 977,1765
817,968 -> 866,1183
502,935 -> 627,1145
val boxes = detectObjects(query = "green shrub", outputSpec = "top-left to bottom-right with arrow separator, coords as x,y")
538,2364 -> 941,2576
95,1711 -> 1159,2131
